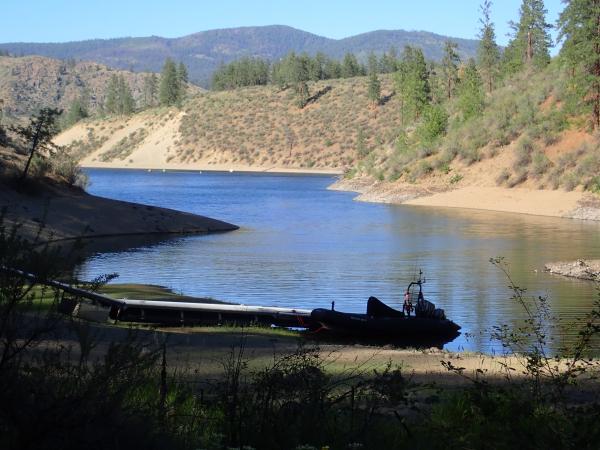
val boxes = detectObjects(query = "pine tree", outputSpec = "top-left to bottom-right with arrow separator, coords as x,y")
312,52 -> 327,80
105,75 -> 119,114
380,47 -> 398,73
341,53 -> 362,78
441,41 -> 461,99
356,128 -> 369,158
394,46 -> 430,122
63,96 -> 88,127
458,59 -> 485,120
11,108 -> 62,182
177,62 -> 188,102
477,0 -> 500,93
295,81 -> 310,109
159,58 -> 180,106
143,73 -> 158,108
558,0 -> 600,129
117,75 -> 135,114
504,0 -> 552,73
324,59 -> 342,79
367,52 -> 381,106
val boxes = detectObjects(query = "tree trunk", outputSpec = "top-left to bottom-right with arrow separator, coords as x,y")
595,9 -> 600,129
20,119 -> 43,182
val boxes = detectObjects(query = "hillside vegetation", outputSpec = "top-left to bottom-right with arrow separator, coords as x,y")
352,64 -> 600,194
0,25 -> 479,86
57,64 -> 599,193
54,1 -> 600,199
56,75 -> 401,171
0,56 -> 150,122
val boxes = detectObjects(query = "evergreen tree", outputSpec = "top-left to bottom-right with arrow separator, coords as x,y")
11,108 -> 62,182
323,58 -> 342,79
271,52 -> 309,90
367,52 -> 381,106
458,59 -> 485,120
177,62 -> 188,85
418,104 -> 449,143
312,52 -> 327,81
159,58 -> 180,106
104,75 -> 119,114
143,73 -> 158,108
213,57 -> 270,90
356,128 -> 369,158
441,41 -> 461,99
295,81 -> 310,109
367,52 -> 379,75
477,0 -> 500,93
558,0 -> 600,129
394,46 -> 430,122
380,47 -> 398,73
504,0 -> 552,73
0,99 -> 5,144
117,75 -> 135,114
63,96 -> 88,127
341,53 -> 363,78
177,62 -> 188,101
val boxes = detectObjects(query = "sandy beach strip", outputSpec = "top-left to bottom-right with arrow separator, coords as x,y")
404,186 -> 585,218
80,161 -> 343,176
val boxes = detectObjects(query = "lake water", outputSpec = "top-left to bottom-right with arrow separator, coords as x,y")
77,168 -> 600,353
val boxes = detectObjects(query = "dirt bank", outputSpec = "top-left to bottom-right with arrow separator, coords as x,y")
331,177 -> 600,221
0,176 -> 238,244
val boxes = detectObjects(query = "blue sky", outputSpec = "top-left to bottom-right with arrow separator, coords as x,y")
1,0 -> 564,48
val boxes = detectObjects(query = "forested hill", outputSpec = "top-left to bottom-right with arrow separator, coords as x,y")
0,25 -> 480,86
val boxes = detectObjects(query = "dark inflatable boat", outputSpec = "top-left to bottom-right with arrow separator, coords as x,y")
310,274 -> 460,340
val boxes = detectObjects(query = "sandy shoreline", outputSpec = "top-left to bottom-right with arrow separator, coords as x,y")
81,161 -> 343,176
331,177 -> 600,221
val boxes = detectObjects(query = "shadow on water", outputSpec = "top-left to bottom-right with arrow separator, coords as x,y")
76,169 -> 600,354
50,232 -> 216,272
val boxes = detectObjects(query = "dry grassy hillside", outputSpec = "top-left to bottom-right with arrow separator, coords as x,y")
57,65 -> 600,194
56,75 -> 400,172
0,55 -> 199,123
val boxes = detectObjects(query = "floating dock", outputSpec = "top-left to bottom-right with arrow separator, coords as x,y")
2,266 -> 312,328
111,299 -> 312,327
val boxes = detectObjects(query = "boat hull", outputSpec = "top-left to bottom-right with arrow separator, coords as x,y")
311,308 -> 461,338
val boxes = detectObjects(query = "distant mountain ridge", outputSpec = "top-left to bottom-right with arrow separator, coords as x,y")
0,25 -> 480,87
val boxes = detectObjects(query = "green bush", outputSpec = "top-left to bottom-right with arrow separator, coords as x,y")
417,105 -> 448,143
530,151 -> 552,178
513,135 -> 535,171
507,168 -> 528,187
562,172 -> 578,191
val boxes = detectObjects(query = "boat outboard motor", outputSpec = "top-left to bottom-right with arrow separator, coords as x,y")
367,296 -> 405,318
415,298 -> 435,318
432,308 -> 446,320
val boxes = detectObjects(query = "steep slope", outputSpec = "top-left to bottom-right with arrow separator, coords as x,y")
55,75 -> 401,172
0,143 -> 237,244
55,65 -> 600,220
0,25 -> 480,86
0,55 -> 200,123
331,66 -> 600,220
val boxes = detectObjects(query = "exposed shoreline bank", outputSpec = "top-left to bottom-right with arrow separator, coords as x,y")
0,177 -> 238,246
545,259 -> 600,281
330,177 -> 600,221
81,161 -> 343,176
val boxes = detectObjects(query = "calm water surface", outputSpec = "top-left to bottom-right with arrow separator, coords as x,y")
78,169 -> 600,353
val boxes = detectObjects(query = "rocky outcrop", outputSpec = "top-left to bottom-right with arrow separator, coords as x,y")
544,260 -> 600,281
328,176 -> 434,204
